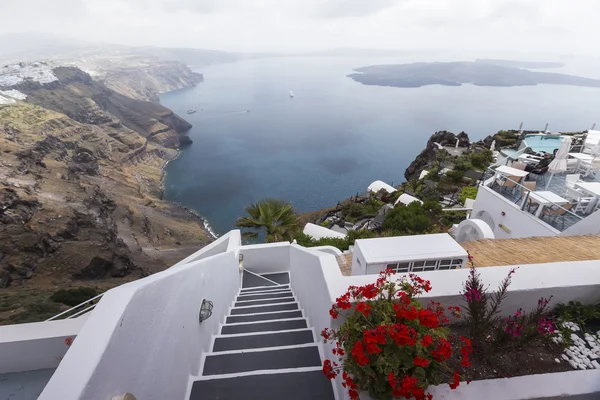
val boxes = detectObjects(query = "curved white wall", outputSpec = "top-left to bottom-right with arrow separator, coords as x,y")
40,251 -> 241,400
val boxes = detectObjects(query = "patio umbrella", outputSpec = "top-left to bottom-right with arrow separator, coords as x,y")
490,140 -> 496,152
546,136 -> 572,189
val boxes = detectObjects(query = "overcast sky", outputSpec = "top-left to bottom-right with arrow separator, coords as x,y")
1,0 -> 598,56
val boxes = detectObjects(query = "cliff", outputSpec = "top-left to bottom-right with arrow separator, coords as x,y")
0,66 -> 210,324
101,60 -> 204,102
13,67 -> 191,149
404,131 -> 470,181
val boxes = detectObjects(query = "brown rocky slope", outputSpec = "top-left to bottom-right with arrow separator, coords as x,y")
0,68 -> 211,324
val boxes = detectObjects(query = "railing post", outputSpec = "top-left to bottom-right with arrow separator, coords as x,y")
521,191 -> 530,210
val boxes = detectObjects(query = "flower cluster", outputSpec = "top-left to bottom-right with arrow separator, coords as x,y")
321,269 -> 467,400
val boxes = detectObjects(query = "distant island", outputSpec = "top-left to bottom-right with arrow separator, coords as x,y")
347,62 -> 600,88
475,59 -> 565,69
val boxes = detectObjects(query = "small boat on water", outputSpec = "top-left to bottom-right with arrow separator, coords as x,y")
186,109 -> 197,114
289,90 -> 294,98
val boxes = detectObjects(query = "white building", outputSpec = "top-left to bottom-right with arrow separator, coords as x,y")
454,134 -> 600,242
367,180 -> 396,194
303,223 -> 346,239
352,234 -> 467,275
1,230 -> 600,400
394,193 -> 423,207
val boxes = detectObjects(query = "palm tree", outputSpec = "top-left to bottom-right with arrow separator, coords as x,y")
235,198 -> 300,242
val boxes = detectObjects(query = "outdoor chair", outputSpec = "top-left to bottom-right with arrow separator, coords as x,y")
497,175 -> 519,194
563,187 -> 584,202
520,181 -> 539,212
541,203 -> 574,230
511,162 -> 526,170
565,174 -> 581,189
573,197 -> 596,215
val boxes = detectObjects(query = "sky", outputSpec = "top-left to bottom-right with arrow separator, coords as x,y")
0,0 -> 599,56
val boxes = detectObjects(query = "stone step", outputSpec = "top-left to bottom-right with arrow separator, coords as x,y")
190,370 -> 335,400
226,310 -> 302,324
234,297 -> 295,308
230,303 -> 298,315
202,345 -> 321,376
236,291 -> 293,301
212,330 -> 314,352
221,319 -> 307,335
240,285 -> 289,294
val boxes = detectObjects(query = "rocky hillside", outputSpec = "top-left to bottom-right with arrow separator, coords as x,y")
404,131 -> 471,181
0,67 -> 211,324
101,60 -> 204,102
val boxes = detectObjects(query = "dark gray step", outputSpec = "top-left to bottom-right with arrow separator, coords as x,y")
237,292 -> 293,301
226,310 -> 302,324
235,297 -> 295,307
212,330 -> 314,352
190,370 -> 335,400
221,319 -> 307,335
260,272 -> 290,285
240,285 -> 289,294
203,346 -> 321,375
230,303 -> 298,315
242,271 -> 278,288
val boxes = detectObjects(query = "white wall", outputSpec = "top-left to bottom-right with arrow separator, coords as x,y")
289,245 -> 346,400
172,230 -> 241,267
351,245 -> 367,275
0,316 -> 88,374
561,209 -> 600,236
337,260 -> 600,317
40,251 -> 240,400
309,246 -> 343,257
472,186 -> 558,239
240,242 -> 291,274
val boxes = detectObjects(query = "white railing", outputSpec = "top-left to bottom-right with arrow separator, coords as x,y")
45,293 -> 105,321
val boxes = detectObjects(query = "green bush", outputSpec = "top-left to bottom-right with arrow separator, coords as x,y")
295,230 -> 377,251
459,186 -> 478,205
382,201 -> 442,235
50,287 -> 98,306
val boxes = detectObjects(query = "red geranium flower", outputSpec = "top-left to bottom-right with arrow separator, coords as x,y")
449,370 -> 461,389
418,309 -> 440,329
420,334 -> 433,347
413,356 -> 429,367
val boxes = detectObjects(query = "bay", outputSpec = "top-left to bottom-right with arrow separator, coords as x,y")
162,56 -> 600,235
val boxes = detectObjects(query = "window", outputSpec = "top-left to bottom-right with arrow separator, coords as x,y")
395,262 -> 410,273
386,263 -> 397,269
357,258 -> 361,266
439,259 -> 463,270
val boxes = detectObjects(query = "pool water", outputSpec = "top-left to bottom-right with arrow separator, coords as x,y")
522,135 -> 563,154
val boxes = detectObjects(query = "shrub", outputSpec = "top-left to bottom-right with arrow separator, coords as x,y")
294,230 -> 376,251
462,256 -> 555,350
50,287 -> 98,306
322,269 -> 469,400
382,201 -> 441,235
459,186 -> 478,205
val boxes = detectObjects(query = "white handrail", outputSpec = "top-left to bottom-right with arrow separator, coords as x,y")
45,293 -> 105,321
66,303 -> 97,319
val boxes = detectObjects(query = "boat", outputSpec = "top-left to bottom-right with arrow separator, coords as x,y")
289,90 -> 294,98
186,109 -> 197,114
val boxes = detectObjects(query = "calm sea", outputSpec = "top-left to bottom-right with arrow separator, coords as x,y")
161,56 -> 600,235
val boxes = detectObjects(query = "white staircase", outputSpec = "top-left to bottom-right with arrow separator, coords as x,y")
187,271 -> 335,400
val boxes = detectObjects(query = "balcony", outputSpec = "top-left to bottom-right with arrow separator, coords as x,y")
480,165 -> 600,232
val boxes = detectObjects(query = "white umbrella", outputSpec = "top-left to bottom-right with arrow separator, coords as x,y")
546,137 -> 572,189
490,140 -> 496,152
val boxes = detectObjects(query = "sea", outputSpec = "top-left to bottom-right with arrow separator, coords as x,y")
161,56 -> 600,236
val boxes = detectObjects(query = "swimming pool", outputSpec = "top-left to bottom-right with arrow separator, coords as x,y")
521,135 -> 563,154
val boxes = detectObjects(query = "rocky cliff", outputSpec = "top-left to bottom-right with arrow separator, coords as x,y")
0,66 -> 210,324
101,60 -> 203,102
404,131 -> 470,181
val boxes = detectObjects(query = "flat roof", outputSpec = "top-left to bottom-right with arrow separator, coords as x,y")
355,233 -> 467,264
461,235 -> 600,267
